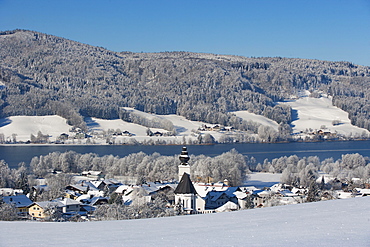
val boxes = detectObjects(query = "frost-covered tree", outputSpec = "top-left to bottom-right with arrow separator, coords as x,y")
0,198 -> 18,221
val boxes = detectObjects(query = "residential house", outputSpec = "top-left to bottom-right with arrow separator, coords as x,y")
251,190 -> 273,208
91,178 -> 122,192
81,171 -> 104,180
66,181 -> 100,197
215,201 -> 239,212
153,131 -> 163,136
60,197 -> 81,214
28,198 -> 81,220
2,194 -> 33,216
28,201 -> 59,219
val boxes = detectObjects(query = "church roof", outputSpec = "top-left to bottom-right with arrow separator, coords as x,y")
174,173 -> 197,194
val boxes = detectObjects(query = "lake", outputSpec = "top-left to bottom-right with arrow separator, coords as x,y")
1,140 -> 370,169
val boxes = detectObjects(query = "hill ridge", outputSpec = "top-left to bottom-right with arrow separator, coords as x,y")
0,29 -> 369,134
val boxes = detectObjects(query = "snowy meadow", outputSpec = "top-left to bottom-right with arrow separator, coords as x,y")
1,197 -> 369,246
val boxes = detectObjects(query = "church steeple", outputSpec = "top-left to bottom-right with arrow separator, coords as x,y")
179,146 -> 190,165
178,146 -> 191,181
175,147 -> 197,214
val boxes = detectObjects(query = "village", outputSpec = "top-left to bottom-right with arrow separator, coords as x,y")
1,146 -> 370,222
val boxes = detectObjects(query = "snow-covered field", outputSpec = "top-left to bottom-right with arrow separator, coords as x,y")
0,115 -> 71,142
86,117 -> 152,137
284,95 -> 369,137
245,172 -> 282,188
233,111 -> 279,131
0,94 -> 368,144
1,197 -> 369,246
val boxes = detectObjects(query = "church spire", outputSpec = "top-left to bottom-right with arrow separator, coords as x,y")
178,146 -> 191,181
179,146 -> 190,165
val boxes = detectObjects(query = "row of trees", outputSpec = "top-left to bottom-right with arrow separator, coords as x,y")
29,149 -> 250,186
256,153 -> 370,188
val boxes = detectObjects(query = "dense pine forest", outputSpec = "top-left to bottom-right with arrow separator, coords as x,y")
0,29 -> 369,131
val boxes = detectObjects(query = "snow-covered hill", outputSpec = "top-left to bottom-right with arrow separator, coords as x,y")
232,111 -> 279,131
0,94 -> 368,144
284,94 -> 369,138
1,197 -> 369,246
0,115 -> 72,142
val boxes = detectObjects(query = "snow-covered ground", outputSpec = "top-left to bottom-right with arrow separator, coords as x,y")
233,111 -> 279,131
0,115 -> 71,142
86,117 -> 152,137
1,197 -> 369,246
245,172 -> 282,188
284,94 -> 369,137
0,94 -> 368,144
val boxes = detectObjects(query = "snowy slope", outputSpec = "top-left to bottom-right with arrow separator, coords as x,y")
160,114 -> 207,136
0,115 -> 72,141
86,117 -> 150,137
232,111 -> 279,131
1,197 -> 369,246
285,95 -> 369,137
0,96 -> 369,143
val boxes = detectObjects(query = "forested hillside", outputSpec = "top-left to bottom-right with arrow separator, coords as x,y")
0,29 -> 369,131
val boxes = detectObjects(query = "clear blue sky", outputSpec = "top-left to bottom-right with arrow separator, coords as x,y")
1,0 -> 369,66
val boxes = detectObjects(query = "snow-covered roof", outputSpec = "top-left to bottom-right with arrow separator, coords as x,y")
2,194 -> 33,208
32,201 -> 63,209
81,171 -> 102,176
76,194 -> 91,202
115,185 -> 132,194
355,188 -> 370,195
193,182 -> 231,197
90,180 -> 104,188
233,191 -> 249,200
224,187 -> 240,197
206,191 -> 227,202
278,190 -> 298,197
60,198 -> 81,206
139,182 -> 176,195
103,178 -> 121,185
89,197 -> 108,206
215,201 -> 239,212
291,187 -> 306,194
253,190 -> 272,197
0,188 -> 23,196
67,181 -> 99,193
336,191 -> 353,199
238,186 -> 258,192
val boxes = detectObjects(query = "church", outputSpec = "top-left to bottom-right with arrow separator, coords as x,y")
174,147 -> 242,214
